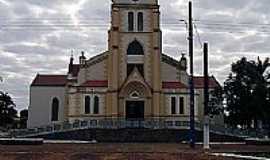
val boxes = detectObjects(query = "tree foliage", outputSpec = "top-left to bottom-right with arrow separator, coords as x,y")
20,109 -> 28,129
208,86 -> 224,118
224,57 -> 270,128
0,91 -> 17,128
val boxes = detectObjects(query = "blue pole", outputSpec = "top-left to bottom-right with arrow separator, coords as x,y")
188,1 -> 195,148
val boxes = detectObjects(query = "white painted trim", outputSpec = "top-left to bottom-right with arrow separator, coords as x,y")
83,94 -> 92,114
179,96 -> 185,115
169,95 -> 186,115
83,94 -> 101,115
170,95 -> 177,115
127,55 -> 144,64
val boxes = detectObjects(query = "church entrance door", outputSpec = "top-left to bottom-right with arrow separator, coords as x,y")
126,101 -> 144,120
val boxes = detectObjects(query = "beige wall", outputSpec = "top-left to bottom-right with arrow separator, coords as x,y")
85,60 -> 107,81
163,90 -> 199,116
77,57 -> 108,85
67,87 -> 107,117
161,61 -> 179,82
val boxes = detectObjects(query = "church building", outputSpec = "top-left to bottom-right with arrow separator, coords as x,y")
28,0 -> 221,128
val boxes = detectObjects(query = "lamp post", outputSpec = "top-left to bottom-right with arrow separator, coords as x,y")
203,42 -> 210,149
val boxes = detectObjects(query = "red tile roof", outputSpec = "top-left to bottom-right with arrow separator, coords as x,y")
31,75 -> 67,86
162,82 -> 188,89
194,76 -> 220,89
162,77 -> 220,89
81,80 -> 108,87
31,75 -> 220,89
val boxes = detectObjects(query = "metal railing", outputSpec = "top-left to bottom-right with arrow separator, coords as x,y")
8,119 -> 268,139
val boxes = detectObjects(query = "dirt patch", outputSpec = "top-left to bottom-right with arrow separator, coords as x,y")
0,143 -> 269,160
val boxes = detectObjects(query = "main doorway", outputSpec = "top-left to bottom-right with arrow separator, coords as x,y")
126,101 -> 144,120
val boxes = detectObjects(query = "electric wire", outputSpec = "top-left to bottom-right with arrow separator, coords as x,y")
1,18 -> 270,35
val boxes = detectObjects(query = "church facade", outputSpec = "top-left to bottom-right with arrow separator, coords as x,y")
28,0 -> 221,128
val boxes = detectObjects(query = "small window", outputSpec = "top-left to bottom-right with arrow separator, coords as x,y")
85,96 -> 91,114
128,12 -> 134,31
171,97 -> 176,115
127,64 -> 144,77
179,97 -> 184,114
138,12 -> 143,31
94,96 -> 99,114
51,98 -> 59,121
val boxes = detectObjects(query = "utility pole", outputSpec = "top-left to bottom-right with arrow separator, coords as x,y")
188,1 -> 195,148
203,42 -> 210,149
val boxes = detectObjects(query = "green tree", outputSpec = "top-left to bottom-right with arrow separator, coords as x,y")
208,87 -> 224,118
224,57 -> 270,128
20,109 -> 28,129
0,91 -> 17,128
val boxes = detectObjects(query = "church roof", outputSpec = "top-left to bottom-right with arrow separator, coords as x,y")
161,54 -> 179,68
81,80 -> 108,87
31,75 -> 67,87
161,77 -> 220,89
194,76 -> 221,89
31,75 -> 220,89
162,82 -> 188,89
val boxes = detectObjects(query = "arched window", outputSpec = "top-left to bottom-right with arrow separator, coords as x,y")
85,96 -> 91,114
127,40 -> 144,55
171,97 -> 176,115
51,98 -> 59,121
138,12 -> 143,31
128,12 -> 134,31
179,97 -> 184,114
94,96 -> 99,114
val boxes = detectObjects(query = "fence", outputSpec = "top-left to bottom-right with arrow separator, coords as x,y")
9,119 -> 268,138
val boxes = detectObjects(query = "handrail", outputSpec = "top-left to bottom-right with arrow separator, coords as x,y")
8,119 -> 268,138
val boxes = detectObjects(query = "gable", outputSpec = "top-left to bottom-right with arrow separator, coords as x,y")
78,51 -> 108,85
161,54 -> 180,82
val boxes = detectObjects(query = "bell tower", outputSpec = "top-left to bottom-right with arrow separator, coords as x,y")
107,0 -> 162,118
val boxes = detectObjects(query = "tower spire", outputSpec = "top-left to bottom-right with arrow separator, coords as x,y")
79,51 -> 86,65
68,51 -> 74,74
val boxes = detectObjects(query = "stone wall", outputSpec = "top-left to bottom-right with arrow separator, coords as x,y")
33,128 -> 244,142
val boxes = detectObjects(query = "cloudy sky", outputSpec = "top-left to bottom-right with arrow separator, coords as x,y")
0,0 -> 270,111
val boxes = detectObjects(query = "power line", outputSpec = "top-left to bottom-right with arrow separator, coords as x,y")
2,19 -> 270,35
